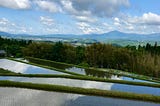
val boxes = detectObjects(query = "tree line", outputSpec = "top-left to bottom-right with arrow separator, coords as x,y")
1,36 -> 160,78
23,41 -> 160,78
0,36 -> 31,57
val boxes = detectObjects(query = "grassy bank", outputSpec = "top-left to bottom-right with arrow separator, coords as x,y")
0,68 -> 16,74
0,73 -> 160,88
25,57 -> 160,83
26,56 -> 86,69
0,80 -> 160,103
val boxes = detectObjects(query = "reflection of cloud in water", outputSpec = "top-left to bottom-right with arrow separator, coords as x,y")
15,58 -> 29,63
0,87 -> 80,106
0,59 -> 66,74
1,77 -> 114,91
66,67 -> 85,75
0,59 -> 29,73
111,75 -> 123,80
0,88 -> 159,106
83,81 -> 113,90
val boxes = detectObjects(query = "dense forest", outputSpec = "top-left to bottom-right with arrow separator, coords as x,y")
0,36 -> 31,57
1,36 -> 160,78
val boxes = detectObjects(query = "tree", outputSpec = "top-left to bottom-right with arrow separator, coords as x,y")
22,42 -> 53,59
51,42 -> 66,62
76,46 -> 85,64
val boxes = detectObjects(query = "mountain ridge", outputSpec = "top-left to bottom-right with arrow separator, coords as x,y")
1,30 -> 160,42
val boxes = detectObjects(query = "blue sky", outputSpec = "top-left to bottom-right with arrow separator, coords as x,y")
0,0 -> 160,35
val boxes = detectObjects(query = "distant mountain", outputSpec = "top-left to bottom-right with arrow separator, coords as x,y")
1,31 -> 160,46
0,32 -> 12,36
81,30 -> 160,41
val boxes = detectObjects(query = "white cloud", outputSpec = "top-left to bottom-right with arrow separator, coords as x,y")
0,0 -> 129,17
1,0 -> 160,34
0,17 -> 32,34
77,22 -> 90,28
59,0 -> 130,34
35,0 -> 61,13
0,18 -> 10,25
109,13 -> 160,34
39,16 -> 61,34
60,0 -> 77,15
0,27 -> 8,32
70,0 -> 130,17
60,0 -> 92,16
114,22 -> 121,26
113,17 -> 121,27
103,23 -> 114,31
131,12 -> 160,25
0,18 -> 15,32
127,25 -> 134,30
46,28 -> 59,33
128,13 -> 160,33
74,16 -> 97,23
76,22 -> 102,34
114,17 -> 120,23
121,12 -> 160,27
60,0 -> 95,23
0,0 -> 30,9
40,16 -> 54,26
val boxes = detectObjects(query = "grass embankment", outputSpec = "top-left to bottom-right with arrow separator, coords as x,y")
0,80 -> 160,103
0,73 -> 160,88
0,68 -> 16,74
25,57 -> 160,83
26,57 -> 87,69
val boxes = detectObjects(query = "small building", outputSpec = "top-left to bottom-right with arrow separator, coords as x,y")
0,50 -> 6,57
